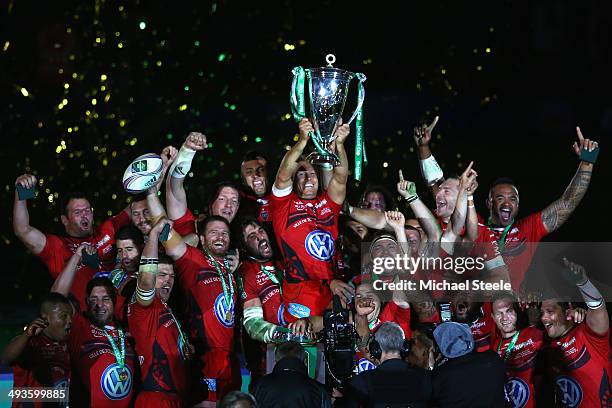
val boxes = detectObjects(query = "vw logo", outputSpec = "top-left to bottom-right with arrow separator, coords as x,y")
100,363 -> 132,400
214,293 -> 235,328
505,377 -> 529,408
356,358 -> 376,373
555,376 -> 583,408
305,230 -> 334,261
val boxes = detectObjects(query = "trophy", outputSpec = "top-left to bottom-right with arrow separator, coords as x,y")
290,54 -> 367,178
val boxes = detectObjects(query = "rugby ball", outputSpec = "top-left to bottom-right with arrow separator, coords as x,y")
122,153 -> 163,193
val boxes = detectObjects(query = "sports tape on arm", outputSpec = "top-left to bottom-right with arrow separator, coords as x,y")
243,306 -> 279,343
420,155 -> 444,186
169,146 -> 196,179
577,278 -> 604,309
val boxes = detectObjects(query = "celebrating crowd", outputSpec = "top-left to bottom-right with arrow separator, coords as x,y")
3,115 -> 609,408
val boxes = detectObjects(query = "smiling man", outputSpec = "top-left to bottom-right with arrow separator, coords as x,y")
2,292 -> 72,398
238,151 -> 273,224
269,118 -> 351,322
541,259 -> 611,408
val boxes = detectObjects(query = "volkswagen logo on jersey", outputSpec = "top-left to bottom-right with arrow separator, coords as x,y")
100,363 -> 132,400
53,379 -> 69,389
214,293 -> 235,328
305,230 -> 334,261
355,358 -> 376,374
555,376 -> 583,408
277,303 -> 287,326
505,377 -> 529,408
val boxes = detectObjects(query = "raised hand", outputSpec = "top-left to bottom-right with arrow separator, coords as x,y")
226,250 -> 240,274
561,257 -> 588,285
288,317 -> 312,338
184,132 -> 207,151
24,317 -> 48,337
298,118 -> 314,142
355,296 -> 375,317
413,116 -> 439,146
397,170 -> 418,202
334,118 -> 351,145
572,127 -> 598,156
459,161 -> 478,191
330,279 -> 355,305
15,174 -> 37,189
160,145 -> 178,169
151,218 -> 173,238
385,210 -> 406,230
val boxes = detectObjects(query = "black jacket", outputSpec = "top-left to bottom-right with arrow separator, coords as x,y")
347,358 -> 432,408
249,356 -> 332,408
432,350 -> 506,408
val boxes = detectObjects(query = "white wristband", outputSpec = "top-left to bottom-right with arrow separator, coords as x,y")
169,146 -> 196,179
577,278 -> 604,309
467,195 -> 474,201
419,155 -> 444,186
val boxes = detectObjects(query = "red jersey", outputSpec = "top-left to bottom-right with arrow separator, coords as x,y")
172,208 -> 197,236
127,296 -> 189,398
67,313 -> 137,407
270,187 -> 342,282
481,212 -> 548,290
239,258 -> 285,326
174,245 -> 237,352
545,323 -> 612,408
470,303 -> 498,353
38,211 -> 131,312
11,334 -> 70,407
495,326 -> 544,408
370,301 -> 412,340
238,191 -> 272,225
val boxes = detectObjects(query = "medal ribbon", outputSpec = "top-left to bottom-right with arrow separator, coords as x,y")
497,330 -> 521,362
168,308 -> 189,360
102,327 -> 126,370
259,263 -> 283,295
353,73 -> 367,181
487,217 -> 514,252
204,249 -> 234,315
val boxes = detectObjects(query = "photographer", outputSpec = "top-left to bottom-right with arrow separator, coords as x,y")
346,322 -> 432,407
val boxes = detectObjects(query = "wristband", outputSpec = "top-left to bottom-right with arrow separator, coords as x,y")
419,155 -> 444,186
136,285 -> 156,302
139,258 -> 159,265
577,278 -> 604,309
162,230 -> 183,251
139,264 -> 158,275
405,181 -> 419,204
169,146 -> 196,179
467,195 -> 474,201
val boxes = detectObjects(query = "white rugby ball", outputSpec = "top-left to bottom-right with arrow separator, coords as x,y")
122,153 -> 163,193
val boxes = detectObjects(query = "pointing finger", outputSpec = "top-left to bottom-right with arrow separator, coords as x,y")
399,169 -> 404,182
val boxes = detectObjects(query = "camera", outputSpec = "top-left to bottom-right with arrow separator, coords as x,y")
321,295 -> 358,389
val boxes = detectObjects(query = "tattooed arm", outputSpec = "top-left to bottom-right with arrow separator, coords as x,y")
541,127 -> 598,233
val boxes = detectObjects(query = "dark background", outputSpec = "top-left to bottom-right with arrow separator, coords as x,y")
1,1 -> 611,315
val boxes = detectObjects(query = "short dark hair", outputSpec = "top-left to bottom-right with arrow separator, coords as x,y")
219,391 -> 257,408
85,277 -> 116,304
241,150 -> 268,164
40,292 -> 71,314
197,215 -> 231,238
158,254 -> 174,266
60,192 -> 91,215
275,341 -> 306,362
358,185 -> 397,211
129,193 -> 148,208
489,177 -> 517,197
115,225 -> 144,248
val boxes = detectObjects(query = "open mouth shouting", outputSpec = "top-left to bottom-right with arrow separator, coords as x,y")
258,239 -> 272,258
498,206 -> 513,223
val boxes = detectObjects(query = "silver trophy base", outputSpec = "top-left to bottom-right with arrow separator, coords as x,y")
307,151 -> 340,167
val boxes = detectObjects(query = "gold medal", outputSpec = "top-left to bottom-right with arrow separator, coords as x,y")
226,310 -> 232,321
119,369 -> 128,382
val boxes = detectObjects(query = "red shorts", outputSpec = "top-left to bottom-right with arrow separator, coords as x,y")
135,391 -> 182,408
282,280 -> 332,323
199,349 -> 241,402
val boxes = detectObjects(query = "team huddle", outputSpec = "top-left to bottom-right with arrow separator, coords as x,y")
4,115 -> 610,407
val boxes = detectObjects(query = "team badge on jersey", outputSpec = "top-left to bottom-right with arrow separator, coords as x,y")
305,230 -> 334,261
555,376 -> 583,408
53,379 -> 69,389
214,293 -> 235,328
100,363 -> 132,400
505,377 -> 529,408
288,303 -> 311,318
355,358 -> 376,374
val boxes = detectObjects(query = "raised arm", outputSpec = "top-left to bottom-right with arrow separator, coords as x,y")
327,121 -> 350,205
275,119 -> 312,190
563,258 -> 608,335
135,219 -> 169,307
397,170 -> 441,243
166,132 -> 206,220
443,162 -> 477,243
51,243 -> 94,296
541,127 -> 598,233
1,317 -> 47,365
414,116 -> 443,196
12,174 -> 47,255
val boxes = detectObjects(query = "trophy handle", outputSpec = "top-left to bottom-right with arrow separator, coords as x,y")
345,73 -> 366,125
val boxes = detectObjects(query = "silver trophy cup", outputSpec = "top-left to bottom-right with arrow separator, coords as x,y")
291,54 -> 366,166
